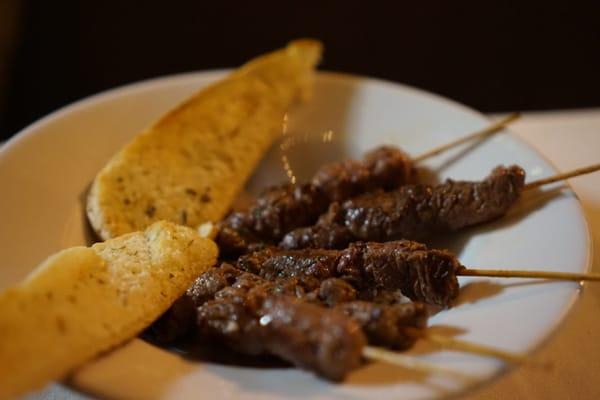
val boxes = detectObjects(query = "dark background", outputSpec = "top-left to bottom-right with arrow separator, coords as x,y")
1,0 -> 600,141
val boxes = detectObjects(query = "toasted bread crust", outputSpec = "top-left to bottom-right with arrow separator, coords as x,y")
0,221 -> 218,398
87,40 -> 322,240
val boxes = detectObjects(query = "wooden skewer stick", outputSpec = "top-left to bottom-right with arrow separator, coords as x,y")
405,328 -> 547,368
413,112 -> 521,162
524,163 -> 600,190
459,268 -> 600,281
362,346 -> 474,381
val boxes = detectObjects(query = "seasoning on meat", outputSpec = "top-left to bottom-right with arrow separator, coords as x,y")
281,165 -> 526,249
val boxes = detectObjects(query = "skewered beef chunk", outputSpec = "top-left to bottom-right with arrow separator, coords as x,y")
217,184 -> 329,257
337,301 -> 427,349
217,146 -> 414,257
312,146 -> 415,202
279,223 -> 354,250
186,263 -> 325,306
238,247 -> 338,281
196,278 -> 366,381
316,278 -> 358,306
248,183 -> 329,239
236,240 -> 461,306
341,165 -> 526,240
337,241 -> 461,306
187,262 -> 243,305
253,296 -> 365,381
281,165 -> 526,249
214,226 -> 254,258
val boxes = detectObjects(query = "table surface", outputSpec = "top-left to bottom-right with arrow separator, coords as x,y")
24,109 -> 600,400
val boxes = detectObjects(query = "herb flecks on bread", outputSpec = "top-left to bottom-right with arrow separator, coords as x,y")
0,221 -> 218,399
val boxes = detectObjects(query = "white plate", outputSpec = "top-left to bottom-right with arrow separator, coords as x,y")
0,71 -> 591,400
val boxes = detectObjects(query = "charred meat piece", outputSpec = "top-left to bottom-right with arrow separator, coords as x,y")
186,262 -> 244,305
341,165 -> 526,241
279,222 -> 354,251
315,278 -> 358,306
217,146 -> 415,257
217,183 -> 329,257
238,247 -> 339,282
281,165 -> 526,249
196,278 -> 366,381
337,241 -> 461,307
312,146 -> 415,202
236,240 -> 461,307
243,183 -> 329,240
337,301 -> 427,349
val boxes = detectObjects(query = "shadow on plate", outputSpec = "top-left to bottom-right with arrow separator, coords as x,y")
78,182 -> 102,246
168,339 -> 291,369
454,279 -> 563,307
430,186 -> 569,256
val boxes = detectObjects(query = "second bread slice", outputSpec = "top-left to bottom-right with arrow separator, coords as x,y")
0,221 -> 218,398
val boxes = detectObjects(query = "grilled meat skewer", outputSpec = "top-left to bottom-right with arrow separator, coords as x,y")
151,263 -> 428,348
281,165 -> 526,249
197,285 -> 366,381
217,114 -> 522,257
217,146 -> 414,256
150,263 -> 429,380
238,240 -> 461,307
312,145 -> 415,202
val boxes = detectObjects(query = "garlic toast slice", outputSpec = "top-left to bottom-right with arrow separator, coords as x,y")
0,221 -> 217,398
87,40 -> 322,240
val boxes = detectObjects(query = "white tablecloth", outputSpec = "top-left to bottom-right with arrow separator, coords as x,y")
27,109 -> 600,400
